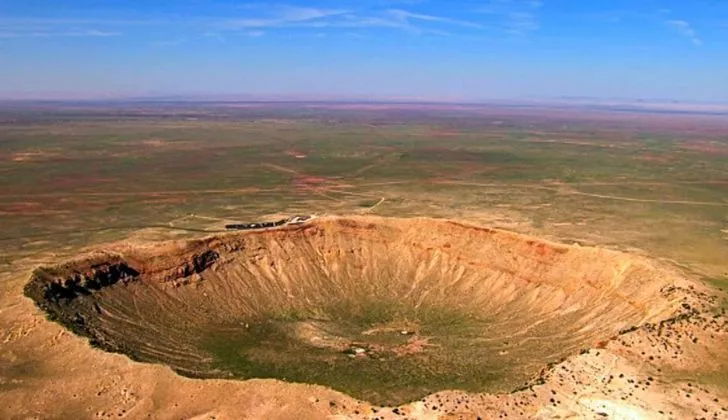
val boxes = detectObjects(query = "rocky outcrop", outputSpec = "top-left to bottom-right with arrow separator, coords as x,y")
23,216 -> 695,407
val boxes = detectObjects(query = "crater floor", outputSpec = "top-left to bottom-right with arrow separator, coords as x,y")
25,216 -> 684,406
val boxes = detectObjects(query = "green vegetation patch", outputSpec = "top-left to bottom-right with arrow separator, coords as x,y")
201,300 -> 518,406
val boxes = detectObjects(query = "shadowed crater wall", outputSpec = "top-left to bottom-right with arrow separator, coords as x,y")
25,216 -> 683,405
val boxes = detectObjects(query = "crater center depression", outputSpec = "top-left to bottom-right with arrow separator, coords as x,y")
25,216 -> 681,406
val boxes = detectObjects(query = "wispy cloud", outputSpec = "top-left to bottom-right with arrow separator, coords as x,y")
0,4 -> 486,40
385,9 -> 484,29
0,16 -> 155,39
201,32 -> 226,42
224,6 -> 349,29
667,20 -> 702,46
478,0 -> 543,36
149,38 -> 186,48
0,29 -> 120,38
83,30 -> 120,37
333,15 -> 416,31
221,4 -> 482,35
505,11 -> 540,35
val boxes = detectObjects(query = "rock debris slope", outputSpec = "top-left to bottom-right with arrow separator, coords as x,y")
25,216 -> 687,405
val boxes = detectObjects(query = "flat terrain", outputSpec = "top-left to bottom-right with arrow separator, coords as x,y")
1,101 -> 728,418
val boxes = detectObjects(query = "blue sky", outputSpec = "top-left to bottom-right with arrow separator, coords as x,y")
1,1 -> 727,101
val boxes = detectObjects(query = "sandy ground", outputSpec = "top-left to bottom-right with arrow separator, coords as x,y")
2,216 -> 728,419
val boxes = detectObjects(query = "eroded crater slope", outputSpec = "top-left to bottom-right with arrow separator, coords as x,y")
25,216 -> 685,405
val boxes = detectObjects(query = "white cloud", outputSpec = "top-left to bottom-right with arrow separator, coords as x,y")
386,9 -> 484,29
478,0 -> 543,36
0,29 -> 121,38
221,5 -> 483,36
667,20 -> 702,46
0,4 -> 486,40
83,30 -> 120,37
149,38 -> 186,47
225,6 -> 349,29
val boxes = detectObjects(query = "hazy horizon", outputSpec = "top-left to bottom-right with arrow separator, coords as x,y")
2,93 -> 728,108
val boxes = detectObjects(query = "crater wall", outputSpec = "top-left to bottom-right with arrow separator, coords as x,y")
24,216 -> 688,405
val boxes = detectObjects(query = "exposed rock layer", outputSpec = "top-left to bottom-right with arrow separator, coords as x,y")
24,216 -> 688,405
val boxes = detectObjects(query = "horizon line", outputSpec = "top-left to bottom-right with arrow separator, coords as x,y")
1,92 -> 728,106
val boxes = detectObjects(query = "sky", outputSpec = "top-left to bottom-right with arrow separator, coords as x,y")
1,0 -> 727,102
